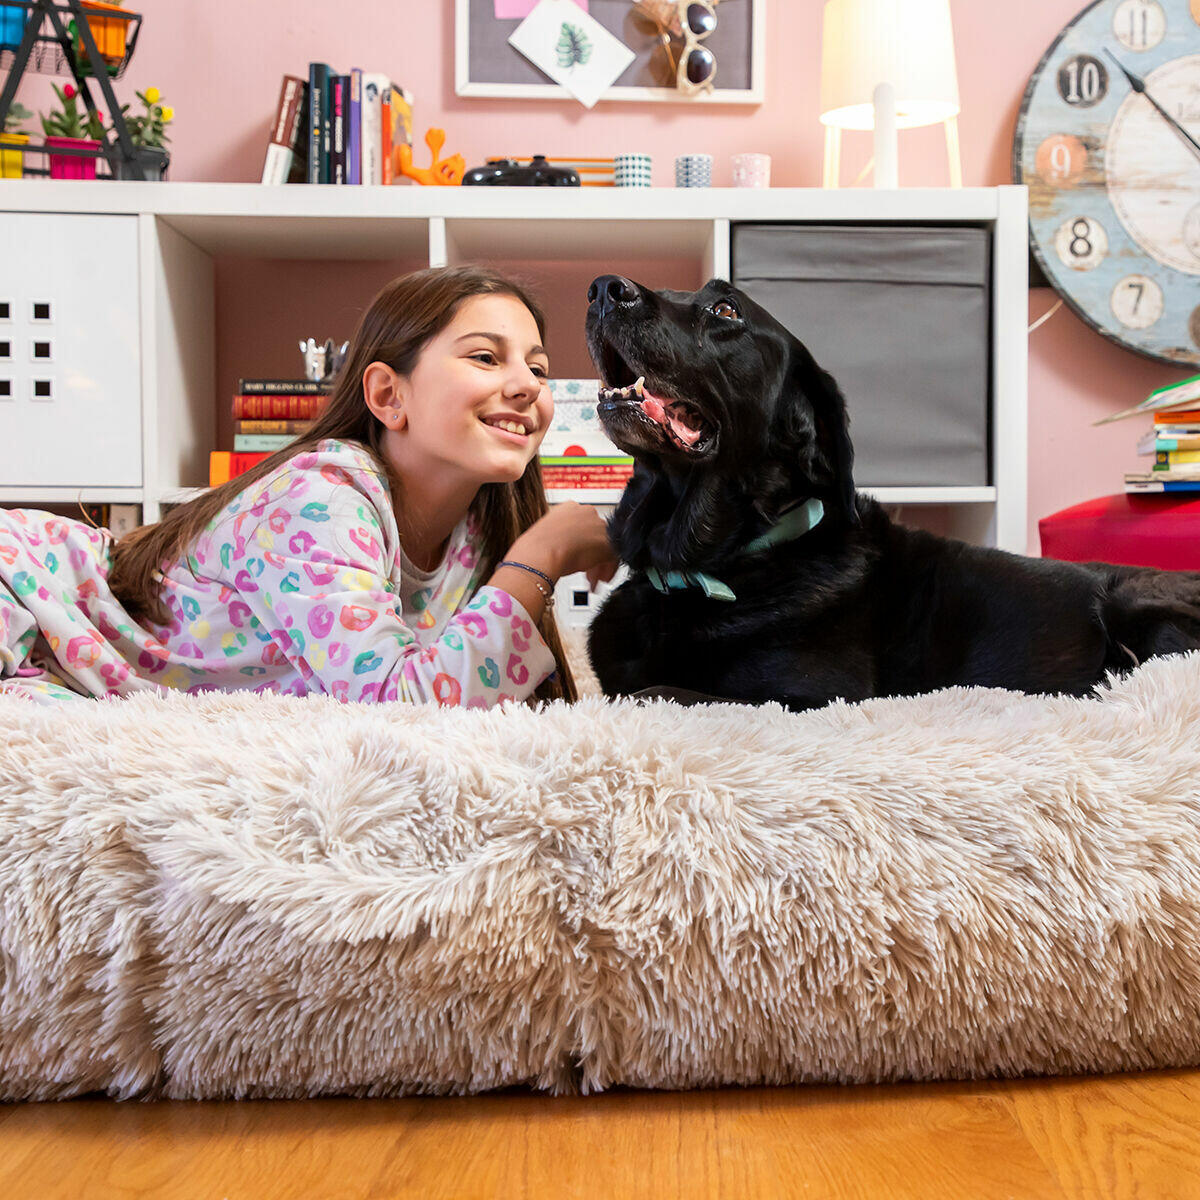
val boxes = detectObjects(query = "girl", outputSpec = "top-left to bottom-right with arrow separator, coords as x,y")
0,266 -> 617,707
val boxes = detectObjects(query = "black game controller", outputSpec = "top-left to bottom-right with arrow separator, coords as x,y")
462,155 -> 581,186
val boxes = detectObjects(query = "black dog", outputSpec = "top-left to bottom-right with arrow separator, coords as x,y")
584,274 -> 1200,710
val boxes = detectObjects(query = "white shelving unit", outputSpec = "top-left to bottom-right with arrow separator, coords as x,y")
0,181 -> 1028,552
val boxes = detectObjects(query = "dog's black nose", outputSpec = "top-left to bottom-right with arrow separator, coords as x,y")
587,275 -> 639,317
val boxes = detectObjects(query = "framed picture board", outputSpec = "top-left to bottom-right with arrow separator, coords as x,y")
455,0 -> 765,104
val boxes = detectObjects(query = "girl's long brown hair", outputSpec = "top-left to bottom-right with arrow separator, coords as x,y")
107,265 -> 578,704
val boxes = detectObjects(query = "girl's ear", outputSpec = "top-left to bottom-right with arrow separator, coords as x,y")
363,361 -> 406,430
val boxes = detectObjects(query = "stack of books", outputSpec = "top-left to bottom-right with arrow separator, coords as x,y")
1100,373 -> 1200,493
208,377 -> 636,496
261,67 -> 414,186
540,380 -> 634,503
209,378 -> 330,486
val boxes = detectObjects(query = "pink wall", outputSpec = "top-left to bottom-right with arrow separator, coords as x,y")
15,0 -> 1195,551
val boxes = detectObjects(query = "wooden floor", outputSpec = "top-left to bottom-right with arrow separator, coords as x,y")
2,1069 -> 1200,1199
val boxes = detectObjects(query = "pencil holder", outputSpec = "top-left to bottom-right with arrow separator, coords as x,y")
732,152 -> 771,188
614,153 -> 652,187
674,153 -> 713,187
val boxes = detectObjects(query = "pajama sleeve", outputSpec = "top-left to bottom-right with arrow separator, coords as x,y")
206,454 -> 557,706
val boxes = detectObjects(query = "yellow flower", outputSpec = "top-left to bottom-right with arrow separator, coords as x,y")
161,106 -> 174,122
144,86 -> 161,104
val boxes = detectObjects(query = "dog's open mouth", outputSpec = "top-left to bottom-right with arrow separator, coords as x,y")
597,376 -> 715,454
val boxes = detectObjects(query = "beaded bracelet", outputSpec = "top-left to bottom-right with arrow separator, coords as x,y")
498,559 -> 556,609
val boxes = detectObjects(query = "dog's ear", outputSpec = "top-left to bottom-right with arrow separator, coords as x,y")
777,358 -> 857,527
810,366 -> 858,526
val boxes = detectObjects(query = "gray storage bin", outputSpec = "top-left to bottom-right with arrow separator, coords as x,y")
731,224 -> 991,487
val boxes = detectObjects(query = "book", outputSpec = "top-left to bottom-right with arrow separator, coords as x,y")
538,381 -> 633,501
232,393 -> 327,420
331,74 -> 347,185
382,83 -> 414,186
237,378 -> 330,394
361,72 -> 387,185
261,75 -> 308,185
1140,431 -> 1200,453
541,462 -> 635,490
307,62 -> 331,184
1156,449 -> 1200,467
380,85 -> 394,186
1125,472 -> 1200,493
234,419 -> 314,435
1095,372 -> 1200,424
288,84 -> 310,184
348,68 -> 362,185
210,451 -> 272,487
234,433 -> 298,452
321,66 -> 334,184
1155,408 -> 1200,424
1139,428 -> 1200,454
540,379 -> 630,459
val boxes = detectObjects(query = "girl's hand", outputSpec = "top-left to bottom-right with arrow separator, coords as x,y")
585,558 -> 619,592
509,502 -> 619,582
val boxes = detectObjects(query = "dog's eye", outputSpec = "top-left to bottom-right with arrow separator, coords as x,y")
711,300 -> 740,320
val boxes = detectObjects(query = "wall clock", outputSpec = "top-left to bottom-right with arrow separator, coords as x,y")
1013,0 -> 1200,366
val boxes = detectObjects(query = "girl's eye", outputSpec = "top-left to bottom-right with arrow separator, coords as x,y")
712,300 -> 739,320
531,365 -> 549,379
470,351 -> 498,365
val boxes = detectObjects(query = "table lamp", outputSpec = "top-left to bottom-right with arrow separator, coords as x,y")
819,0 -> 962,188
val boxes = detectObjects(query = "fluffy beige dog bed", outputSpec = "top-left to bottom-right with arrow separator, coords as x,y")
2,652 -> 1200,1101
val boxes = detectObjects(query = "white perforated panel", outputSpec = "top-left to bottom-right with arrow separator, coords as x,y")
0,213 -> 141,487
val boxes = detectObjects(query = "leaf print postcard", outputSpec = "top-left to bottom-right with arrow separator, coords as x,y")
508,0 -> 634,108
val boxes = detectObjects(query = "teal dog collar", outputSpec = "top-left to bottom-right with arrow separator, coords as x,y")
642,497 -> 824,603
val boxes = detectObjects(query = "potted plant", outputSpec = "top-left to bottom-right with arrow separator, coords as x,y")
0,0 -> 29,51
40,83 -> 104,180
1,102 -> 33,179
114,86 -> 172,179
79,0 -> 129,64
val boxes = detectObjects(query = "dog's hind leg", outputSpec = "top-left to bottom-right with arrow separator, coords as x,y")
1100,567 -> 1200,666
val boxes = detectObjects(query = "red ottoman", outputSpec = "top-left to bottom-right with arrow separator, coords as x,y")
1039,493 -> 1200,570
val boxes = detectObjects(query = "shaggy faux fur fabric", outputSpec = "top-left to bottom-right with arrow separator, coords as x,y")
2,653 -> 1200,1101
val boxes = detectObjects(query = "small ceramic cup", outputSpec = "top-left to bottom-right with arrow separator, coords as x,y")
614,153 -> 653,187
732,152 -> 771,188
674,153 -> 713,187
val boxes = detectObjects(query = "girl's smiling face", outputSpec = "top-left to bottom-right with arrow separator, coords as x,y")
393,293 -> 553,487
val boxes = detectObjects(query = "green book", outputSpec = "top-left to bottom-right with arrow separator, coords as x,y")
234,433 -> 296,452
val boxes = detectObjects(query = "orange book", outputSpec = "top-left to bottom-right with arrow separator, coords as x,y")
1155,409 -> 1200,424
382,83 -> 413,185
209,451 -> 271,487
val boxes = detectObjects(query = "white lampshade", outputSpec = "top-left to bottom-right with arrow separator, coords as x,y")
820,0 -> 960,131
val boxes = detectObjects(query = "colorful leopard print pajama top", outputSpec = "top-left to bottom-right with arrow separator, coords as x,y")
0,440 -> 557,706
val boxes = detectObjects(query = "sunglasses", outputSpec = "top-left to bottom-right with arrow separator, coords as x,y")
632,0 -> 720,95
676,1 -> 718,94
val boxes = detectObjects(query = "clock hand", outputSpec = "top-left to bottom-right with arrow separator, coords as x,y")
1104,48 -> 1200,166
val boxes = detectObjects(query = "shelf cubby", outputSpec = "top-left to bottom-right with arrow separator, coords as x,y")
0,182 -> 1028,553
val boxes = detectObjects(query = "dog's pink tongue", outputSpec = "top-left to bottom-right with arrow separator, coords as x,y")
640,388 -> 702,446
640,394 -> 667,425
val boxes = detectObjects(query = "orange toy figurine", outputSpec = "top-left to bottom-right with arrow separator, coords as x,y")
397,127 -> 465,186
